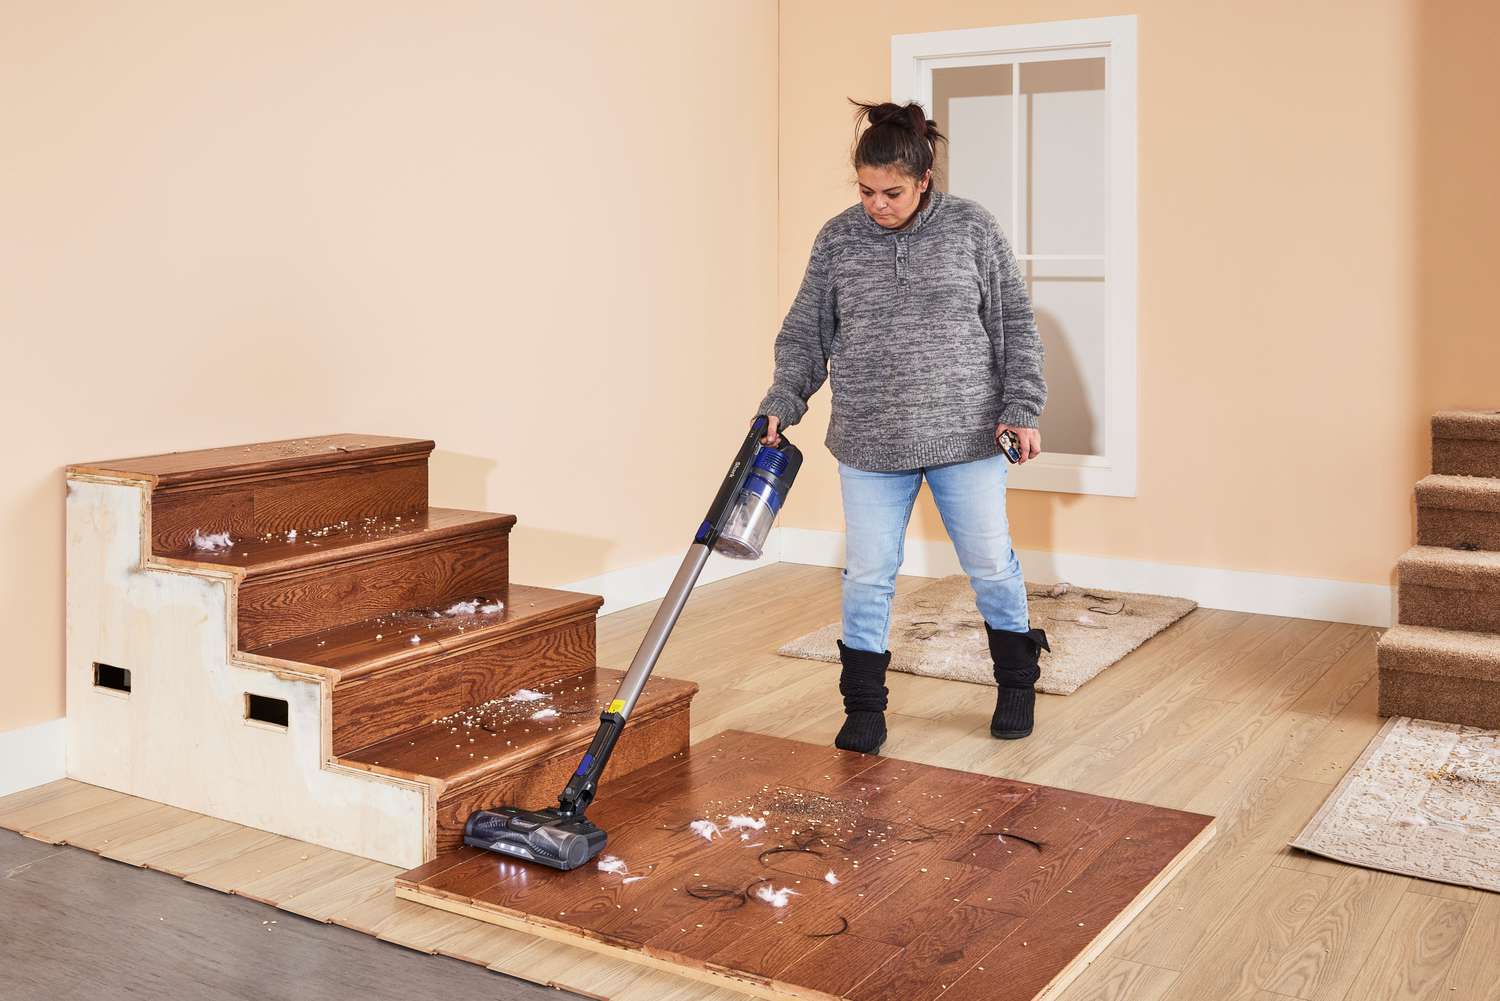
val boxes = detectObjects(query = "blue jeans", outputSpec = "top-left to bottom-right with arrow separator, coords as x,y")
839,453 -> 1029,653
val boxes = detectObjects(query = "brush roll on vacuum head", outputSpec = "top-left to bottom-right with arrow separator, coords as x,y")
462,806 -> 607,871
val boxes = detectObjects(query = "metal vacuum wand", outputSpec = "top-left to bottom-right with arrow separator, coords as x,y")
460,415 -> 800,869
554,416 -> 801,819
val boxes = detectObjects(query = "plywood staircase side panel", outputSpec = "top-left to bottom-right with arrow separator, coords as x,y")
65,476 -> 431,868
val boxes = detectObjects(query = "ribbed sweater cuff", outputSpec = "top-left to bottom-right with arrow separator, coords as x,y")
997,404 -> 1040,429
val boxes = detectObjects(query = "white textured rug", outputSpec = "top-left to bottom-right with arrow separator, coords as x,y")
1291,716 -> 1500,893
775,576 -> 1197,695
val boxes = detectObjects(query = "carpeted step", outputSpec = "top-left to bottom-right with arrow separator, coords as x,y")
1397,545 -> 1500,633
1416,474 -> 1500,552
1433,409 -> 1500,478
1378,624 -> 1500,728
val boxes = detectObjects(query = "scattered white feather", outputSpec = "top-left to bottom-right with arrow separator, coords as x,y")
689,820 -> 720,842
285,529 -> 298,542
753,885 -> 800,908
622,876 -> 647,884
442,600 -> 481,616
480,602 -> 504,614
530,708 -> 559,721
824,870 -> 839,885
409,635 -> 421,645
190,529 -> 234,552
996,834 -> 1006,845
597,855 -> 628,875
508,689 -> 548,703
727,815 -> 766,831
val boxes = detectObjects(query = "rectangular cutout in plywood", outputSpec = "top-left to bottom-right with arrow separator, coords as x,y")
396,729 -> 1214,1001
245,693 -> 289,729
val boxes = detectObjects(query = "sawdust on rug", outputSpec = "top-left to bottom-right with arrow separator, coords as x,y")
1291,715 -> 1500,893
776,576 -> 1197,695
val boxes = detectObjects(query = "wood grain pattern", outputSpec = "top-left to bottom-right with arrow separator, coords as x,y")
320,590 -> 604,755
68,433 -> 433,485
23,564 -> 1500,1000
397,730 -> 1214,1001
151,456 -> 429,554
337,666 -> 697,856
235,512 -> 513,648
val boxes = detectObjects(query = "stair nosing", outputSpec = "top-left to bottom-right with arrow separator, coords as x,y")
1397,544 -> 1500,588
335,672 -> 698,792
163,508 -> 517,580
1378,623 -> 1500,681
1415,473 -> 1500,513
309,591 -> 606,684
67,435 -> 437,488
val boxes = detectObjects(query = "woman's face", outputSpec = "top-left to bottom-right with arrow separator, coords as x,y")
857,164 -> 930,229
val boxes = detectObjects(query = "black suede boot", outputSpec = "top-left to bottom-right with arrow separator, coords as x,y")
984,625 -> 1051,739
834,639 -> 890,754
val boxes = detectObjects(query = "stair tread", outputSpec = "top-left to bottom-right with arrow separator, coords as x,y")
246,583 -> 603,681
1433,410 -> 1500,442
159,507 -> 515,576
1398,544 -> 1500,588
68,433 -> 434,486
1416,473 -> 1500,512
338,668 -> 698,791
1378,624 -> 1500,680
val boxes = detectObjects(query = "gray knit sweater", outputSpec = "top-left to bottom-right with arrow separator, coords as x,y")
756,190 -> 1047,472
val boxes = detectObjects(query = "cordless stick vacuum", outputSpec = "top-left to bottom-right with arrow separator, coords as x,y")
462,416 -> 803,870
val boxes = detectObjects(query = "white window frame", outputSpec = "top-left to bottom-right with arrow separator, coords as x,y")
893,15 -> 1138,497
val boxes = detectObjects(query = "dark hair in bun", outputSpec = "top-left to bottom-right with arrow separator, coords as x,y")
849,100 -> 947,209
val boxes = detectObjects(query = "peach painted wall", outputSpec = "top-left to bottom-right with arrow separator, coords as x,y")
773,0 -> 1499,587
0,2 -> 778,732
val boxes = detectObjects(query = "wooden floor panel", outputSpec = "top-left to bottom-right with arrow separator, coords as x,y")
8,563 -> 1500,1000
398,729 -> 1214,1001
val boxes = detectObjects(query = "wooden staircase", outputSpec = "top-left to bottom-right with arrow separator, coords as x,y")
65,434 -> 696,867
1378,410 -> 1500,728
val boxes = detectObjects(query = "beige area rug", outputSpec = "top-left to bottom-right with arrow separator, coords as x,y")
1291,716 -> 1500,893
775,576 -> 1197,695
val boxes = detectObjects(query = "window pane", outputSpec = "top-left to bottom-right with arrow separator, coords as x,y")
1021,58 -> 1106,255
931,63 -> 1014,238
1029,257 -> 1106,456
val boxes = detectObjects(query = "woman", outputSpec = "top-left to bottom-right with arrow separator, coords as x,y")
756,100 -> 1050,755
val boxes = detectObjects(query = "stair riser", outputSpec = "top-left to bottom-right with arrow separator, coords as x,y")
433,701 -> 692,855
332,614 -> 599,755
1416,507 -> 1500,552
152,457 -> 429,554
1432,439 -> 1500,478
1398,583 -> 1500,633
238,529 -> 511,649
1379,668 -> 1500,729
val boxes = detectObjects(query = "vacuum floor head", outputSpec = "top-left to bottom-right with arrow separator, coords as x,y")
462,806 -> 607,871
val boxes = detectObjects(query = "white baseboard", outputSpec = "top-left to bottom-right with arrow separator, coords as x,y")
562,528 -> 786,615
778,527 -> 1395,627
0,717 -> 67,798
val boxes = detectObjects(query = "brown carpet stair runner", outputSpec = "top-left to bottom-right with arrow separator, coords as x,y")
1379,410 -> 1500,728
